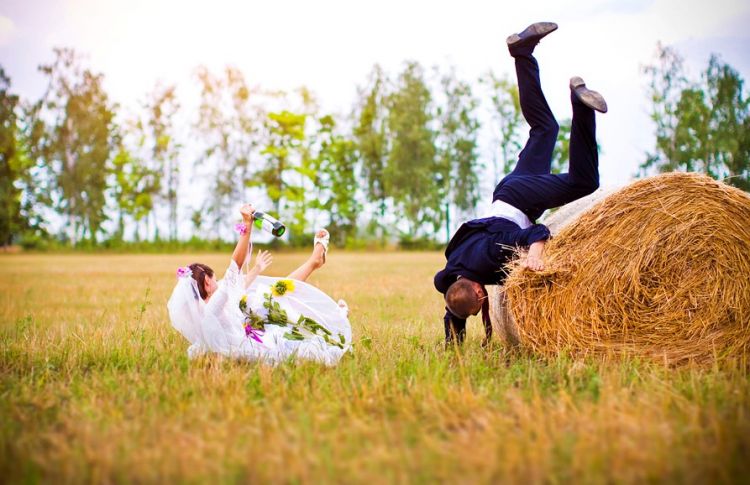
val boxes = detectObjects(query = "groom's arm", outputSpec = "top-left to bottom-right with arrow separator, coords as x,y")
514,224 -> 550,272
515,223 -> 550,246
444,310 -> 467,345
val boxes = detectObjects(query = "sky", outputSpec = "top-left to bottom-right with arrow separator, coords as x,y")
1,0 -> 749,235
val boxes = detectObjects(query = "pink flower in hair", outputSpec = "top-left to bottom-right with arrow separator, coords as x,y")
176,266 -> 192,278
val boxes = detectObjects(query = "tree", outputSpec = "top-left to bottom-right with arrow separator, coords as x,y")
385,61 -> 439,236
30,48 -> 117,244
118,116 -> 163,241
256,109 -> 307,239
641,44 -> 750,190
641,43 -> 686,173
704,56 -> 750,191
285,88 -> 325,244
316,114 -> 360,246
354,65 -> 389,239
482,72 -> 572,178
109,138 -> 160,241
437,67 -> 481,242
144,83 -> 180,240
195,66 -> 263,237
0,67 -> 27,246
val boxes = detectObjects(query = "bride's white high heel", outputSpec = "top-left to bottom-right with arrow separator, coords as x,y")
314,229 -> 330,263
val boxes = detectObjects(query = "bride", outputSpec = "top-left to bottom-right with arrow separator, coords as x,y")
167,204 -> 351,366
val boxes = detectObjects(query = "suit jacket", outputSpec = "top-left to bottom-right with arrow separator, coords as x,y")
434,216 -> 550,343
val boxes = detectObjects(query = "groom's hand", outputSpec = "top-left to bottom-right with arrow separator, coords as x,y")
524,240 -> 546,271
524,254 -> 545,271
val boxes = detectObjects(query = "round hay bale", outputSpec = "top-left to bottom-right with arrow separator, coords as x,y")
489,287 -> 520,346
490,187 -> 620,346
502,172 -> 750,365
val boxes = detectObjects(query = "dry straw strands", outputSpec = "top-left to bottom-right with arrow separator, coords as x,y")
501,172 -> 750,365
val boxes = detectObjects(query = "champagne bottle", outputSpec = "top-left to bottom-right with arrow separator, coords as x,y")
252,211 -> 286,237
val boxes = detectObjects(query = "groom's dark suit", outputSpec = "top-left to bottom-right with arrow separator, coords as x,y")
434,218 -> 550,343
434,43 -> 601,344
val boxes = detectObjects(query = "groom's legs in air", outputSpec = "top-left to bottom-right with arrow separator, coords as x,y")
494,78 -> 606,216
492,22 -> 559,218
566,77 -> 602,191
287,230 -> 327,282
509,46 -> 558,176
492,22 -> 607,218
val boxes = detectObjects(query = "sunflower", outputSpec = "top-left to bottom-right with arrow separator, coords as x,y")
271,279 -> 295,297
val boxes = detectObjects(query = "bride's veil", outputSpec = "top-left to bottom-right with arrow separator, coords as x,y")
167,272 -> 207,354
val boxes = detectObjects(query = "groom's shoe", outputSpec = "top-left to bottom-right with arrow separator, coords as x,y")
570,76 -> 608,113
507,21 -> 558,55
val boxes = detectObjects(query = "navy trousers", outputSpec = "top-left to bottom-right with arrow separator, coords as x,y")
493,52 -> 600,222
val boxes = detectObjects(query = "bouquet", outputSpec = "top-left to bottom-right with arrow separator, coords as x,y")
239,295 -> 265,343
239,283 -> 346,349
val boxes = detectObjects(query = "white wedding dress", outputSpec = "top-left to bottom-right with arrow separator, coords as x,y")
168,260 -> 351,366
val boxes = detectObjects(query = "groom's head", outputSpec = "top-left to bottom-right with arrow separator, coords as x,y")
445,278 -> 486,318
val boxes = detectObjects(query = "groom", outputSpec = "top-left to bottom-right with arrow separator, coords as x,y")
434,21 -> 608,345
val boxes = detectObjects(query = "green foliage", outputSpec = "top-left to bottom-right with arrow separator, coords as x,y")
315,115 -> 360,246
109,143 -> 160,241
263,292 -> 290,325
257,109 -> 308,243
385,61 -> 439,235
354,65 -> 389,237
30,48 -> 117,244
145,84 -> 180,240
0,67 -> 28,246
641,43 -> 750,190
256,292 -> 344,347
482,71 -> 573,178
4,49 -> 653,250
195,66 -> 263,236
437,67 -> 481,241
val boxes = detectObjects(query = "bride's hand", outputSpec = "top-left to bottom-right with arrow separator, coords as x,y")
240,204 -> 255,222
253,249 -> 273,273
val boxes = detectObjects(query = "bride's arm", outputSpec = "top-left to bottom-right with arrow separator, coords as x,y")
232,204 -> 255,269
244,250 -> 273,289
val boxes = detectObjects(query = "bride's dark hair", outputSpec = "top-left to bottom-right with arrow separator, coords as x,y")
189,263 -> 214,299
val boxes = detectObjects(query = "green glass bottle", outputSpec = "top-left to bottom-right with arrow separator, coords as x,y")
252,211 -> 286,237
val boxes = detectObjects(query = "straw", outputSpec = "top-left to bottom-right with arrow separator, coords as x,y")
494,172 -> 750,366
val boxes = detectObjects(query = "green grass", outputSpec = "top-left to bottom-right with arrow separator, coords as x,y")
1,253 -> 749,483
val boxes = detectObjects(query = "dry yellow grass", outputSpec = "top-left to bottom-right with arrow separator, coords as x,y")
504,173 -> 750,365
1,251 -> 749,483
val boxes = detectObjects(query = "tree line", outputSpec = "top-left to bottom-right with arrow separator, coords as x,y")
1,44 -> 748,249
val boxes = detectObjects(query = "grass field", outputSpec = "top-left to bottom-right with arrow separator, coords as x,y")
1,252 -> 749,484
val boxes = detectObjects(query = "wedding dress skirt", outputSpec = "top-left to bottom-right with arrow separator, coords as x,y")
168,261 -> 351,366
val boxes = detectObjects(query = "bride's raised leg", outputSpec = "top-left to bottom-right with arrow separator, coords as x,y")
287,229 -> 328,282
